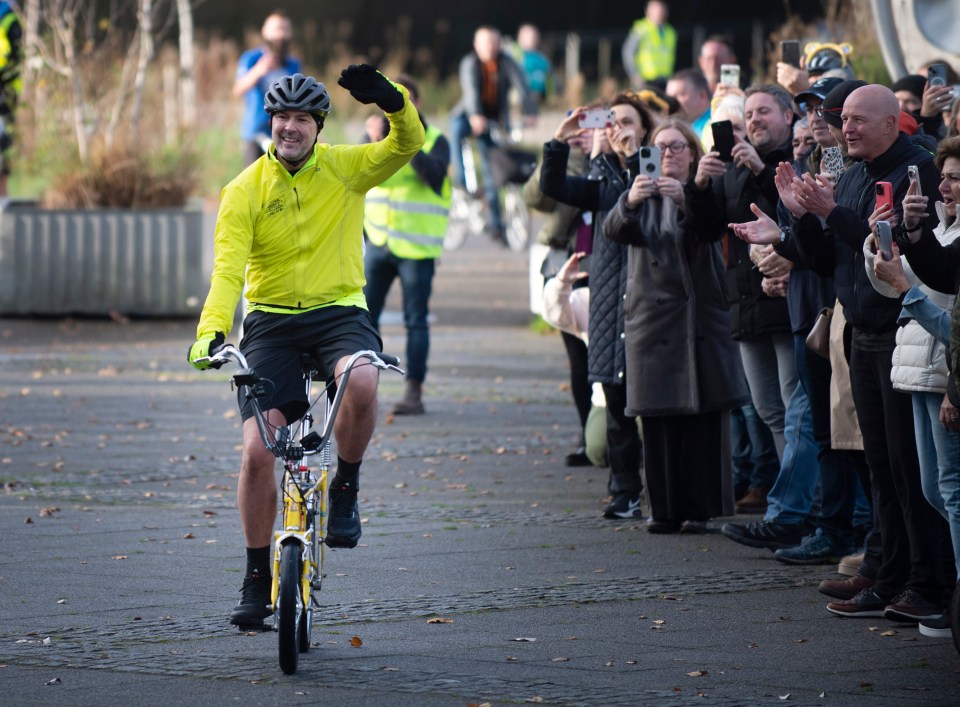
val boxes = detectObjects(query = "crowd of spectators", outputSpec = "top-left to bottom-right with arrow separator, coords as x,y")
518,9 -> 960,644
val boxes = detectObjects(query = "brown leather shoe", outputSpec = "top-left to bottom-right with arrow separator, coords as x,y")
392,380 -> 424,415
818,573 -> 875,600
735,486 -> 769,514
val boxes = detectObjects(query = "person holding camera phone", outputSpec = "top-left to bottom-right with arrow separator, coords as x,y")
232,11 -> 302,167
540,93 -> 657,519
685,85 -> 805,525
603,119 -> 749,533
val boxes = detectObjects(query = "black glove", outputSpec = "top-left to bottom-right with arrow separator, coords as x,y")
338,64 -> 404,113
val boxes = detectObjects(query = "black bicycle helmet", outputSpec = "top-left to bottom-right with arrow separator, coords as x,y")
803,43 -> 853,77
264,73 -> 331,122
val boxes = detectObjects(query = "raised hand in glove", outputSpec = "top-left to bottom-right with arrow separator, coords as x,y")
338,64 -> 404,113
187,332 -> 225,370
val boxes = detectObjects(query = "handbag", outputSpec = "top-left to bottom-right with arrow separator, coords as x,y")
805,307 -> 833,359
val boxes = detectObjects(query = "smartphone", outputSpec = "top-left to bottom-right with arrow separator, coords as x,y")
637,145 -> 661,181
821,146 -> 845,178
578,109 -> 615,129
720,64 -> 740,88
780,40 -> 801,68
711,120 -> 736,162
927,63 -> 948,88
907,165 -> 922,198
875,181 -> 894,213
875,219 -> 893,262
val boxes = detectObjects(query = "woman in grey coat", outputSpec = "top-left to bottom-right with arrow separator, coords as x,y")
602,119 -> 750,533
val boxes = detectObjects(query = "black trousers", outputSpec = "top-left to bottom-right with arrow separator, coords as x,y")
561,331 -> 591,435
601,382 -> 643,496
850,343 -> 948,601
642,411 -> 725,523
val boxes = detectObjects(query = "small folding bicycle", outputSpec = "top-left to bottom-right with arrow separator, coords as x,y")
195,344 -> 402,674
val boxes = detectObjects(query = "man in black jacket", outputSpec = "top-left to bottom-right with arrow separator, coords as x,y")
743,84 -> 948,621
685,84 -> 804,521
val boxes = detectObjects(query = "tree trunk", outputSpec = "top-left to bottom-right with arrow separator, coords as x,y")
129,0 -> 154,142
175,0 -> 195,128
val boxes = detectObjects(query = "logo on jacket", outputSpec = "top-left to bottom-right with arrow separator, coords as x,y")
265,197 -> 284,216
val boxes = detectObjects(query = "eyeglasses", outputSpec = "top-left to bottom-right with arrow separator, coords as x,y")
654,140 -> 688,154
814,106 -> 842,118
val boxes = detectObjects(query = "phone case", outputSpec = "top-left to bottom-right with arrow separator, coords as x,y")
876,220 -> 893,261
578,110 -> 613,129
907,165 -> 923,198
781,41 -> 800,68
821,147 -> 845,178
712,121 -> 735,162
875,182 -> 894,212
637,146 -> 661,181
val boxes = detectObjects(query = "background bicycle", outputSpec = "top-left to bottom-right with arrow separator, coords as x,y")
445,123 -> 536,253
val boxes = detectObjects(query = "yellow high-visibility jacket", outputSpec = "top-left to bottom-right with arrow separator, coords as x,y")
197,84 -> 425,338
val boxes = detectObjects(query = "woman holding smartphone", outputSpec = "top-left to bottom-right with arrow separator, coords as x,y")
602,120 -> 750,533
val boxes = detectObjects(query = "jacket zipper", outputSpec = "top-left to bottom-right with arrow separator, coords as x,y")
293,186 -> 304,307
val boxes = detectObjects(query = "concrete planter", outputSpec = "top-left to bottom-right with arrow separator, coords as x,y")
0,201 -> 206,317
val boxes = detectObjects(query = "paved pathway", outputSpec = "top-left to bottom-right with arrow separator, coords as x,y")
1,234 -> 958,705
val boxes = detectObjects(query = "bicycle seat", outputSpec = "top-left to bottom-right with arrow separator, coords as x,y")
299,353 -> 323,381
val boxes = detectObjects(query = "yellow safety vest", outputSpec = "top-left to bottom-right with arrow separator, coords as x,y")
632,18 -> 676,82
364,125 -> 451,260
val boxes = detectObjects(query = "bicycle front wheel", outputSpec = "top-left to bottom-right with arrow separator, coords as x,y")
278,542 -> 303,674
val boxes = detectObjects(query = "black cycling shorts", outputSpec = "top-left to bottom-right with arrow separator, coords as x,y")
236,305 -> 382,423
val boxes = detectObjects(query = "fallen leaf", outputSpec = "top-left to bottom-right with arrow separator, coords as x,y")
793,638 -> 807,643
779,695 -> 790,701
202,510 -> 217,517
551,657 -> 570,662
426,618 -> 453,624
524,698 -> 543,704
39,507 -> 60,517
506,656 -> 517,662
626,660 -> 638,665
350,636 -> 363,647
880,630 -> 896,637
112,555 -> 128,560
183,533 -> 195,539
511,637 -> 536,642
42,637 -> 51,646
604,661 -> 614,667
563,636 -> 577,640
24,517 -> 33,524
687,670 -> 708,677
652,619 -> 665,625
56,599 -> 66,604
748,642 -> 759,649
45,677 -> 61,685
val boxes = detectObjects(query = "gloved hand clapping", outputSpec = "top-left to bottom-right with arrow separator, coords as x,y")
338,64 -> 404,113
187,332 -> 225,370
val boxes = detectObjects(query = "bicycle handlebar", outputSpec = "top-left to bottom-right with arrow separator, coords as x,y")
193,344 -> 403,374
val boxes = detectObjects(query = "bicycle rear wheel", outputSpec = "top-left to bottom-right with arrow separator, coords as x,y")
278,542 -> 303,674
501,183 -> 529,252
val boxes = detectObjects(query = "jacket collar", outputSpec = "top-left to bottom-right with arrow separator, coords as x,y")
864,133 -> 914,179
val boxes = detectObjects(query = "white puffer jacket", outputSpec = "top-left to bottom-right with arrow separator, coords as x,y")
865,202 -> 960,393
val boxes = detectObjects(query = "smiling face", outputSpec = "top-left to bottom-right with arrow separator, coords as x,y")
271,110 -> 319,169
841,85 -> 899,161
802,96 -> 837,147
940,156 -> 960,218
745,91 -> 793,155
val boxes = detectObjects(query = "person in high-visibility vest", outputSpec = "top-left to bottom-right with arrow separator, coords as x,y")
622,0 -> 677,88
0,1 -> 22,197
363,74 -> 451,415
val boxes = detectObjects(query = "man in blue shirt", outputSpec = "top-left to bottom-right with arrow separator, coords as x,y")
517,24 -> 550,103
232,11 -> 301,166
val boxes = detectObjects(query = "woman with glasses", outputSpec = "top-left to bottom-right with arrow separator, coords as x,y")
602,119 -> 750,533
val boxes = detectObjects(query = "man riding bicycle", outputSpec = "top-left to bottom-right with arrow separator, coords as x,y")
450,26 -> 538,244
188,66 -> 424,629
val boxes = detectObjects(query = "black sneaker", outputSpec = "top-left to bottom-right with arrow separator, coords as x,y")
603,490 -> 643,519
229,569 -> 272,629
720,520 -> 809,551
919,613 -> 953,638
565,447 -> 592,467
326,483 -> 362,548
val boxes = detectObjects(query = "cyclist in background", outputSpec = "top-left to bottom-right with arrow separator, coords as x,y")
450,26 -> 538,245
232,11 -> 301,167
0,1 -> 22,198
189,67 -> 424,629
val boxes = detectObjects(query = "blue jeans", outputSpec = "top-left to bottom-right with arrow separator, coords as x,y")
730,402 -> 779,494
362,244 -> 435,382
739,333 -> 797,459
449,112 -> 502,231
763,335 -> 821,525
913,391 -> 960,576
